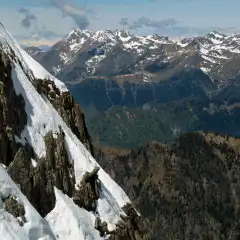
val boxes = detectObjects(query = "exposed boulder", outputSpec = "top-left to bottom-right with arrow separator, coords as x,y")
2,195 -> 26,226
73,166 -> 101,211
95,216 -> 109,237
109,203 -> 150,240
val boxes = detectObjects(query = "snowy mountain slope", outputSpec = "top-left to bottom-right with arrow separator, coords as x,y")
0,23 -> 148,239
0,163 -> 108,240
27,28 -> 240,84
46,188 -> 102,240
0,165 -> 56,240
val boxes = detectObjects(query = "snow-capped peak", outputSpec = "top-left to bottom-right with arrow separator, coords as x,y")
66,28 -> 93,39
205,31 -> 227,44
62,28 -> 94,52
92,29 -> 117,44
25,27 -> 240,82
207,30 -> 226,39
0,23 -> 146,239
114,29 -> 133,42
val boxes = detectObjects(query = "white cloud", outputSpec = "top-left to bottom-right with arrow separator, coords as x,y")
0,7 -> 75,36
0,2 -> 240,47
0,4 -> 160,37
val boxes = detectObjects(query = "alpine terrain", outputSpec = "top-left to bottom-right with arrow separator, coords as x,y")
26,29 -> 240,148
24,29 -> 240,239
26,29 -> 240,81
1,23 -> 240,240
0,23 -> 149,240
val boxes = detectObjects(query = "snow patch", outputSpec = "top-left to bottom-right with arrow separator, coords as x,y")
19,48 -> 67,92
31,159 -> 37,168
1,24 -> 131,234
46,187 -> 101,240
200,67 -> 210,73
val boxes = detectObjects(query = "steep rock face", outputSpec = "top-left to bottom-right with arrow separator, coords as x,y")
96,132 -> 240,240
0,48 -> 76,216
73,166 -> 101,211
8,128 -> 75,216
34,78 -> 94,155
0,25 -> 150,239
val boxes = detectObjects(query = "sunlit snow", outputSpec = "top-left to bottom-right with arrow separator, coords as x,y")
0,23 -> 132,239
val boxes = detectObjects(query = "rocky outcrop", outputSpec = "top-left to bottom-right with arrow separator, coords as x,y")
73,166 -> 101,211
2,195 -> 26,226
109,203 -> 150,240
95,217 -> 109,237
7,130 -> 150,237
34,78 -> 94,155
8,128 -> 75,216
94,202 -> 150,239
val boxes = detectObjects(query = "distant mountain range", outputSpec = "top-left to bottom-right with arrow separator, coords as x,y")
1,24 -> 239,240
25,28 -> 240,83
25,28 -> 240,148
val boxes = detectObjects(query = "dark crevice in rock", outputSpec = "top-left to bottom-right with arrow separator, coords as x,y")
0,49 -> 27,166
34,78 -> 94,156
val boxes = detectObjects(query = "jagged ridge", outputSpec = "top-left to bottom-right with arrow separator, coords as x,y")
27,28 -> 240,84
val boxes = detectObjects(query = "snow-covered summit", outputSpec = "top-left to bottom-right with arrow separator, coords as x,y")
0,23 -> 147,239
114,29 -> 133,42
29,27 -> 240,82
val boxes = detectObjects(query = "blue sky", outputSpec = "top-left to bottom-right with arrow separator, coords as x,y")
0,0 -> 240,45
